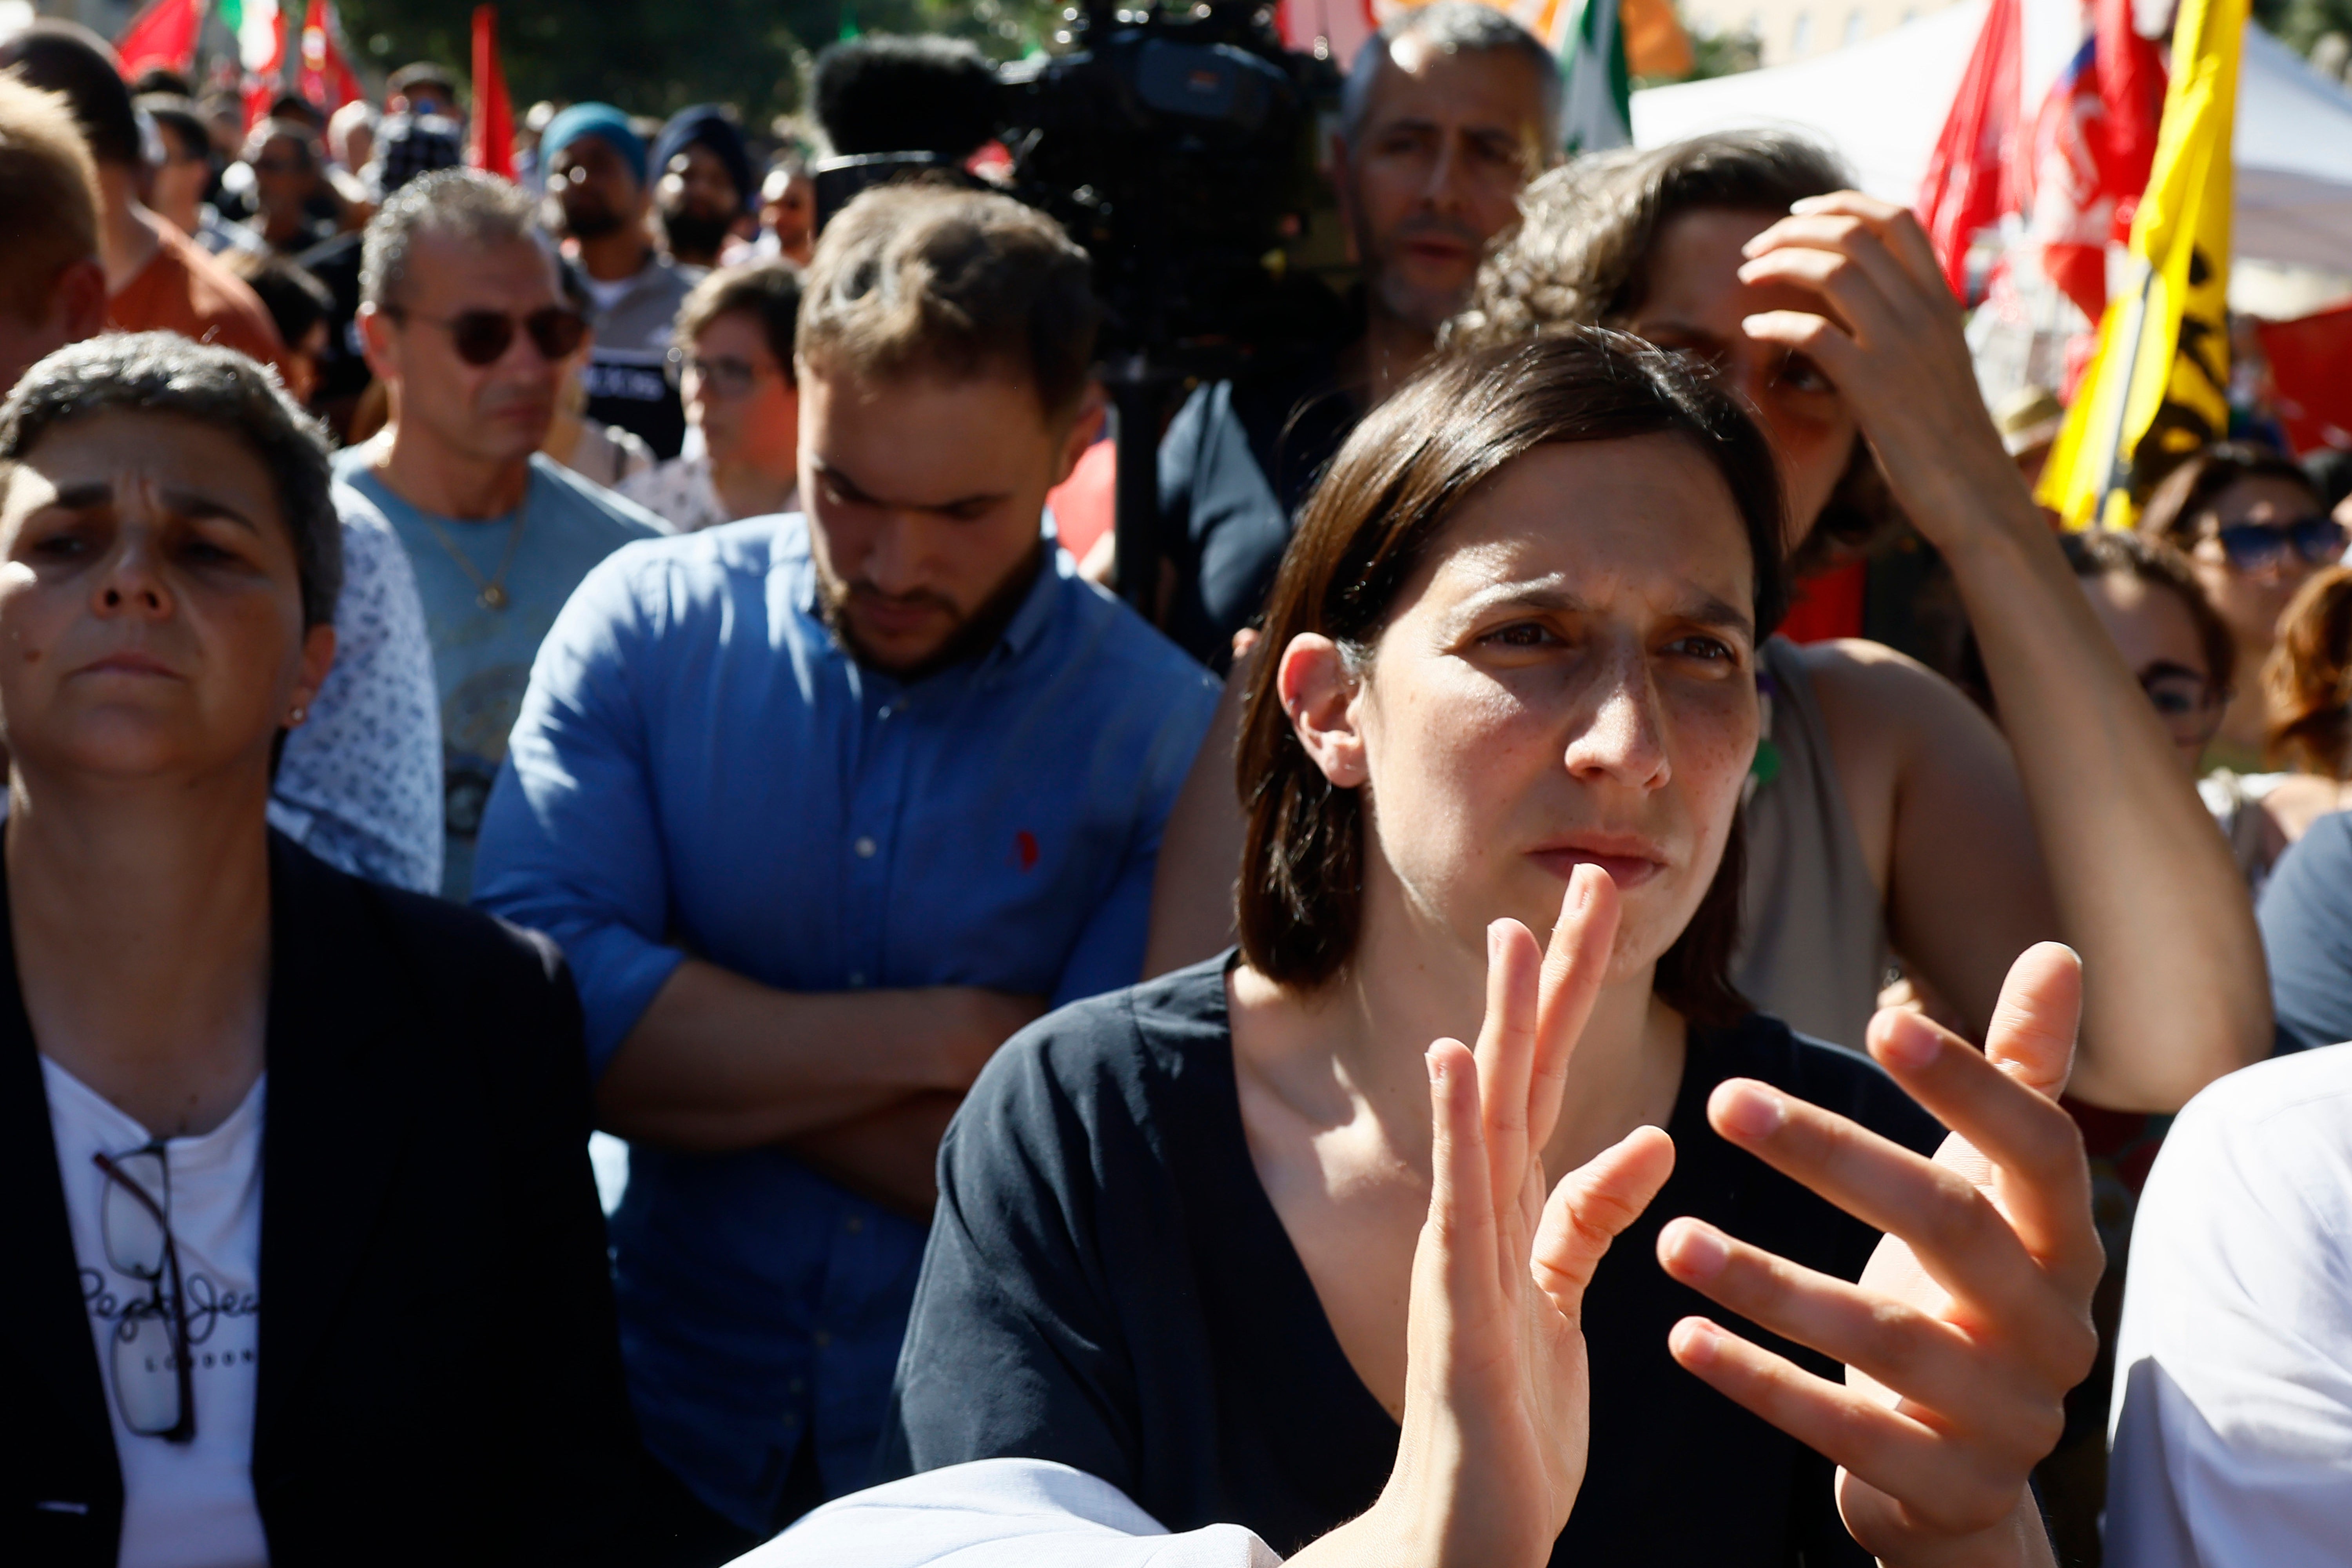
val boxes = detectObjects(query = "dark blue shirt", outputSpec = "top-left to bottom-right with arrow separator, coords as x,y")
2258,809 -> 2352,1054
473,515 -> 1219,1530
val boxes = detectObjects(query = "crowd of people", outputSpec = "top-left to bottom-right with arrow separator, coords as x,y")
2,6 -> 2351,1566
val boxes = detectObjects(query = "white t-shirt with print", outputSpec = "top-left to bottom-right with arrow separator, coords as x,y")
42,1056 -> 269,1568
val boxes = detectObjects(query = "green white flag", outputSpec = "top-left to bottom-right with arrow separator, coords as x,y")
1554,0 -> 1631,152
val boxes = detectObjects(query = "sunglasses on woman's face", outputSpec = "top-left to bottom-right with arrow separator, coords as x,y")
2209,516 -> 2348,574
388,305 -> 588,368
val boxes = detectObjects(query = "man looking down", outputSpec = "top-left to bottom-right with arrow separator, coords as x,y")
473,183 -> 1219,1561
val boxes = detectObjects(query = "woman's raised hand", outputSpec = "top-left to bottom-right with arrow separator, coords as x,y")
1296,865 -> 1676,1568
1658,942 -> 2101,1568
1734,190 -> 2042,541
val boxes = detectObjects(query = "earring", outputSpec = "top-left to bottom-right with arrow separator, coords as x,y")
288,706 -> 307,727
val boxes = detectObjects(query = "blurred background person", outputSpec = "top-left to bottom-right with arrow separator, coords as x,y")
541,102 -> 694,460
2261,565 -> 2352,831
2138,443 -> 2343,773
134,93 -> 261,257
756,152 -> 814,267
224,252 -> 334,409
385,61 -> 462,123
619,259 -> 799,530
544,260 -> 657,488
0,72 -> 107,396
0,22 -> 283,378
1153,1 -> 1561,668
241,118 -> 339,255
327,100 -> 377,191
299,108 -> 467,443
651,105 -> 757,272
0,332 -> 636,1564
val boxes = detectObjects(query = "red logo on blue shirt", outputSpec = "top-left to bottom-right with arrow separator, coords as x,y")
1014,830 -> 1040,871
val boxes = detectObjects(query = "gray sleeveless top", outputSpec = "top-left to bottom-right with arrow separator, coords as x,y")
1732,637 -> 1890,1055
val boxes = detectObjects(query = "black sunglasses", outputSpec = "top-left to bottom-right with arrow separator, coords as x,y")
2212,516 -> 2347,573
388,305 -> 588,367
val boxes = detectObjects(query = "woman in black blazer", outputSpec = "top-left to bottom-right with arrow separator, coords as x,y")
0,335 -> 639,1566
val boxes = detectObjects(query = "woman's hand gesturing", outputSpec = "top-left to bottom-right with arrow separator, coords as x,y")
1658,942 -> 2101,1568
1294,865 -> 1676,1568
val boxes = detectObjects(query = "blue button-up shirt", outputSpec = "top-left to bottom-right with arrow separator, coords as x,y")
473,515 -> 1219,1531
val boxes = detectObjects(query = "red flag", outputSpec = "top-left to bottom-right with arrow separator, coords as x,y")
2257,305 -> 2352,456
242,10 -> 286,132
468,6 -> 516,180
1915,0 -> 2021,301
2008,38 -> 2113,322
116,0 -> 203,79
299,1 -> 365,117
2091,0 -> 2165,238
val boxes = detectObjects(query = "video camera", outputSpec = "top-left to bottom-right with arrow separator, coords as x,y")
813,3 -> 1341,611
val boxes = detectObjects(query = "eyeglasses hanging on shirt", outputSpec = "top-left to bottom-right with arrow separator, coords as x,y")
93,1146 -> 198,1443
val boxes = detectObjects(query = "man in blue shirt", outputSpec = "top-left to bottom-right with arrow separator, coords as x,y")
474,183 -> 1219,1559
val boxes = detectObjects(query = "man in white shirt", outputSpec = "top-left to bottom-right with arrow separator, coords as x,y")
2106,1040 -> 2352,1566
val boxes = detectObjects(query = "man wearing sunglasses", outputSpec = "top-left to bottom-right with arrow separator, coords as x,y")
344,168 -> 666,900
541,102 -> 697,463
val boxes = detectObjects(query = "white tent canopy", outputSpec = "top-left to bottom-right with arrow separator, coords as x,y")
1630,2 -> 2352,272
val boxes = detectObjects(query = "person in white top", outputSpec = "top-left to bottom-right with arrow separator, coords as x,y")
0,334 -> 637,1566
619,257 -> 801,532
2105,1039 -> 2352,1567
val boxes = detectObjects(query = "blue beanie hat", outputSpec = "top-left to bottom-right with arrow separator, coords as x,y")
540,102 -> 646,184
652,104 -> 757,216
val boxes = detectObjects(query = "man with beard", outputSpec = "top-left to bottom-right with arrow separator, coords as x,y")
338,169 -> 665,899
1150,0 -> 1559,668
652,105 -> 756,271
541,102 -> 695,459
473,183 -> 1218,1564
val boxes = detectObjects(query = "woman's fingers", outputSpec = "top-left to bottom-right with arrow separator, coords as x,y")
1978,940 -> 2081,1101
1423,1038 -> 1506,1338
1703,1078 -> 2089,1369
1666,1319 -> 2027,1537
1474,919 -> 1545,1229
1656,1218 -> 2061,1461
1865,1012 -> 2103,1302
1528,865 -> 1620,1154
1530,1125 -> 1675,1316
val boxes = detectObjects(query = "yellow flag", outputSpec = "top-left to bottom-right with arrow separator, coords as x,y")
2037,0 -> 2243,530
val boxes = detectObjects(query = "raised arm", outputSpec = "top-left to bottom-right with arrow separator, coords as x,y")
1738,192 -> 2269,1111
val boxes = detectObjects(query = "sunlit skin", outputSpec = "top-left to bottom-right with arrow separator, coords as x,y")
0,410 -> 332,800
0,261 -> 108,395
686,310 -> 798,518
797,364 -> 1094,675
356,233 -> 568,517
1625,209 -> 1857,543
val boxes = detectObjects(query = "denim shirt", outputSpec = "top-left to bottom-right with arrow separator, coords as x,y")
473,514 -> 1218,1531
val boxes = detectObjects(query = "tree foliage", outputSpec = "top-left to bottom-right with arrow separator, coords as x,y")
338,0 -> 1072,129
